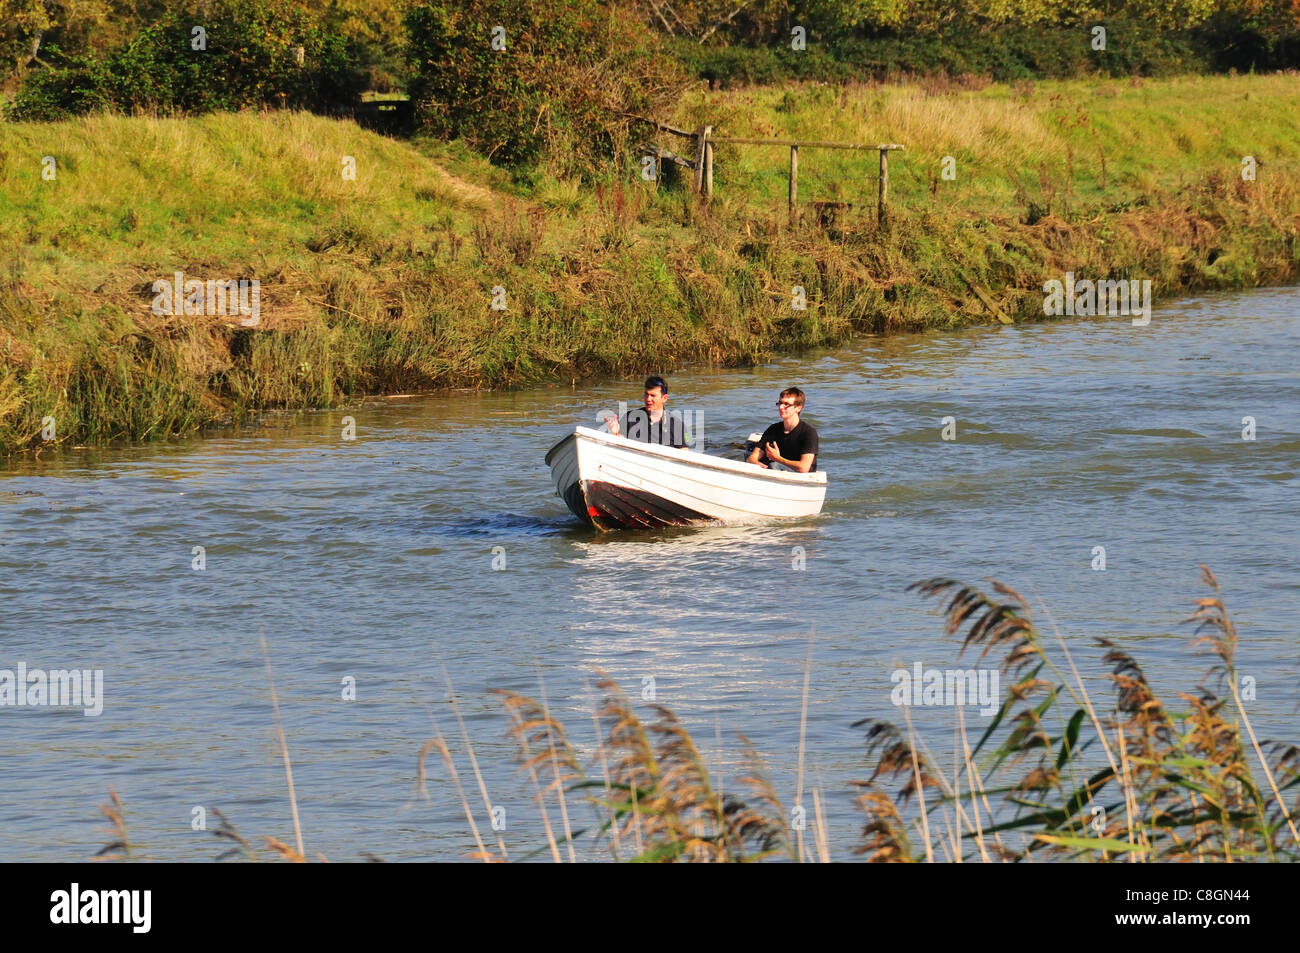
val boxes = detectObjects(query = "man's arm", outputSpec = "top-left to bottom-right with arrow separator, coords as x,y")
747,446 -> 768,468
762,442 -> 815,473
780,451 -> 814,473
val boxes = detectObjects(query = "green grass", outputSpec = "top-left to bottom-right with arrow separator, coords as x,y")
3,73 -> 1300,455
688,73 -> 1300,215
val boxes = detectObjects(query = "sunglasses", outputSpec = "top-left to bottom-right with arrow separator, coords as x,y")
776,401 -> 798,408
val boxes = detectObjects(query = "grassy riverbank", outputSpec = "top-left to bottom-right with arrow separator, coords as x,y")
3,73 -> 1300,455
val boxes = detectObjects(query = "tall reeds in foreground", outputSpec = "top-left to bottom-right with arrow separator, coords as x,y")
486,672 -> 795,863
455,567 -> 1297,862
854,566 -> 1299,862
91,567 -> 1297,862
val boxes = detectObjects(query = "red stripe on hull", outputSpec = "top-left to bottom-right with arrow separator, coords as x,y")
559,478 -> 715,530
583,480 -> 714,529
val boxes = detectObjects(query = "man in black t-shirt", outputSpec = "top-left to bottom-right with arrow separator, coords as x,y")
747,387 -> 819,472
603,375 -> 688,448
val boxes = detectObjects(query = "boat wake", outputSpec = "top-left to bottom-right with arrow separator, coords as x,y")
434,512 -> 576,538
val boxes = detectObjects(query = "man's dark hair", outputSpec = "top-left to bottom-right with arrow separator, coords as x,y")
781,386 -> 805,409
645,375 -> 668,394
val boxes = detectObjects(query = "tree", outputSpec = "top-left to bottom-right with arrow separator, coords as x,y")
8,0 -> 367,120
406,0 -> 687,175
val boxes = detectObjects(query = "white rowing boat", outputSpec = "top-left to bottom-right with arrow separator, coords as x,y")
544,426 -> 827,530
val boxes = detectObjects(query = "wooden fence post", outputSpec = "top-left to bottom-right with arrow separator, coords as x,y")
693,125 -> 712,195
789,145 -> 799,225
877,147 -> 889,227
704,140 -> 714,200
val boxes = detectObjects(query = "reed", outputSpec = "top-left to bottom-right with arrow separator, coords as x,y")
444,668 -> 509,862
854,566 -> 1299,862
92,788 -> 133,862
260,638 -> 305,860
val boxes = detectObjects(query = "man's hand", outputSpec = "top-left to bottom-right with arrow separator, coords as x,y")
603,414 -> 620,435
764,441 -> 784,466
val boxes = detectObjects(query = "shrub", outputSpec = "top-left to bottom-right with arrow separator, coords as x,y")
405,0 -> 688,177
8,0 -> 365,121
666,18 -> 1214,87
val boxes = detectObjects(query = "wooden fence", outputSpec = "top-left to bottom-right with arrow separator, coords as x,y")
634,119 -> 904,226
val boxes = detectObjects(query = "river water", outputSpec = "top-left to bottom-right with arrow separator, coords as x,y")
2,288 -> 1297,862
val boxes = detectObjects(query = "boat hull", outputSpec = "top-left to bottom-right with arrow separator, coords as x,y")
545,427 -> 826,530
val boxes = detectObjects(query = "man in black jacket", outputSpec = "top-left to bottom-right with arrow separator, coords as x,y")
747,387 -> 818,472
603,376 -> 687,448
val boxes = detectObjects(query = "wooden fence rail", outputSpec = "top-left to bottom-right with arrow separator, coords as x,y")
629,116 -> 904,226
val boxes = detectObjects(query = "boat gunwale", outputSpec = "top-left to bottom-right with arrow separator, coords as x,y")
558,426 -> 827,488
544,431 -> 577,468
